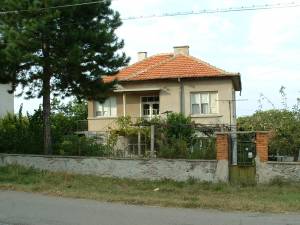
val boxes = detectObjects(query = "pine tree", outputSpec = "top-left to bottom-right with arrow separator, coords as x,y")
0,0 -> 129,154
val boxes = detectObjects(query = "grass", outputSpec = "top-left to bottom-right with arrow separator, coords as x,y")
0,165 -> 300,213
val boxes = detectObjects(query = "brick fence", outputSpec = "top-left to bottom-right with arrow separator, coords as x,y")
216,134 -> 229,161
256,132 -> 269,162
216,132 -> 269,163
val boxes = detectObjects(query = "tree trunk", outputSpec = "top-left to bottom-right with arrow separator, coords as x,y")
43,75 -> 52,155
42,24 -> 52,154
293,150 -> 299,162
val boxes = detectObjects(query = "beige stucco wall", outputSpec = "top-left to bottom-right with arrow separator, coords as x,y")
183,79 -> 235,125
87,79 -> 236,131
0,84 -> 14,117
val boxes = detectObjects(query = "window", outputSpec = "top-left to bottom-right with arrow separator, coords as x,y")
95,96 -> 117,117
141,96 -> 159,117
191,92 -> 218,115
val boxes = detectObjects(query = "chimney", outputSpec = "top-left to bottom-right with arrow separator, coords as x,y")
174,46 -> 189,56
138,52 -> 147,61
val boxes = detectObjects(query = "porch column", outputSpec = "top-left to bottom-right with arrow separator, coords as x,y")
122,92 -> 126,117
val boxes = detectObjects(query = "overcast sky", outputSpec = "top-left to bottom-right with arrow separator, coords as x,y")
14,0 -> 300,116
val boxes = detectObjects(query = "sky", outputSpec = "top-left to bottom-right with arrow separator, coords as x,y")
14,0 -> 300,116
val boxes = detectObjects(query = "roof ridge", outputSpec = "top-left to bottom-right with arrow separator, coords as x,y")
181,54 -> 231,74
120,54 -> 175,81
118,53 -> 173,74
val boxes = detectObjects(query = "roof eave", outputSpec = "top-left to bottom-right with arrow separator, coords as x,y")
229,73 -> 242,92
117,73 -> 241,89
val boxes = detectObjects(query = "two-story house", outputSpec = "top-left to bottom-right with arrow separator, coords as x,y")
87,46 -> 241,132
0,84 -> 14,117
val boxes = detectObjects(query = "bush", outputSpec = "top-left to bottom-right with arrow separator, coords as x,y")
157,137 -> 189,159
58,135 -> 111,157
0,100 -> 89,155
155,113 -> 215,159
190,137 -> 216,159
238,109 -> 300,161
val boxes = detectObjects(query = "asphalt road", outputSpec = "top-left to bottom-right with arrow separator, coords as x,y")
0,190 -> 300,225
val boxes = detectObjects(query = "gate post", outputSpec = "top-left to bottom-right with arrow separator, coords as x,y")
255,131 -> 270,184
215,133 -> 229,182
256,132 -> 269,162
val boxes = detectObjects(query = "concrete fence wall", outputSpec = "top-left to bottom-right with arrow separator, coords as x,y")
0,154 -> 217,182
1,132 -> 299,183
256,161 -> 300,183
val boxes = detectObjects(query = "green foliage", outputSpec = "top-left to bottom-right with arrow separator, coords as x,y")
58,135 -> 110,157
2,165 -> 300,212
51,98 -> 88,121
0,0 -> 129,153
156,113 -> 216,159
107,116 -> 151,151
0,0 -> 129,99
190,138 -> 216,159
165,113 -> 195,143
0,100 -> 106,156
158,137 -> 189,159
238,109 -> 300,161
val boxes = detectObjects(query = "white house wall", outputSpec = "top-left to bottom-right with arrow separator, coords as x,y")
0,84 -> 14,117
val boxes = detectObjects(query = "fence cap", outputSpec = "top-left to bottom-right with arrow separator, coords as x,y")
215,131 -> 269,134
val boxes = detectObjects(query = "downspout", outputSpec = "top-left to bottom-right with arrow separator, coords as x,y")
178,78 -> 184,115
122,92 -> 126,117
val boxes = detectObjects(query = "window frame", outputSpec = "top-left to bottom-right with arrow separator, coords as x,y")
95,96 -> 117,118
140,95 -> 160,118
190,92 -> 218,115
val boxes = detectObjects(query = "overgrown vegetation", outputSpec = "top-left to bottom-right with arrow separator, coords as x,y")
155,113 -> 216,159
1,165 -> 300,213
0,100 -> 110,157
238,87 -> 300,161
0,109 -> 216,159
107,113 -> 216,159
238,109 -> 300,161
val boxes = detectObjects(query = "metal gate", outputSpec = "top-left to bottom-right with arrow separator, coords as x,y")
229,132 -> 256,184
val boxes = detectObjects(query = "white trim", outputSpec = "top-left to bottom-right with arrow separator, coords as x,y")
88,117 -> 118,120
190,114 -> 222,118
114,87 -> 161,93
140,95 -> 160,118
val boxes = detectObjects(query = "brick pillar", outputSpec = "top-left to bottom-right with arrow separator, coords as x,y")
215,133 -> 229,183
256,132 -> 269,162
216,133 -> 229,160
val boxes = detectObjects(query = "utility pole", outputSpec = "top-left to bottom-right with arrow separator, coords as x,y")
217,99 -> 247,165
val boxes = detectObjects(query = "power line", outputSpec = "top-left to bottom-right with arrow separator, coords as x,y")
0,0 -> 113,15
122,1 -> 300,20
0,1 -> 299,20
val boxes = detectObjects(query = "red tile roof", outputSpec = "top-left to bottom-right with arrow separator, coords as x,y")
104,53 -> 241,90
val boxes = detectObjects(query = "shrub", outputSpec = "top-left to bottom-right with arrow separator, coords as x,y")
157,137 -> 189,159
190,137 -> 216,160
238,109 -> 300,161
58,135 -> 111,157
